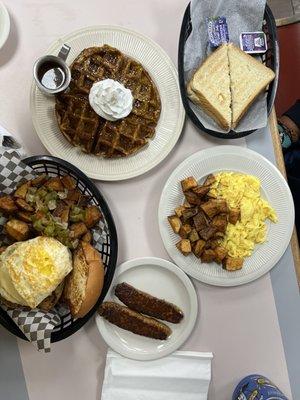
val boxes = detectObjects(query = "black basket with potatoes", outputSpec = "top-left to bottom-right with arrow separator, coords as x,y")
0,156 -> 118,342
178,3 -> 279,139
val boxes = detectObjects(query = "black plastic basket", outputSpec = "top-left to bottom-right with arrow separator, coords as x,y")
0,155 -> 118,343
178,3 -> 279,139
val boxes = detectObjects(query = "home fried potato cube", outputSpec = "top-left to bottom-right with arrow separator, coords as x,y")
66,189 -> 81,203
53,201 -> 70,224
203,174 -> 216,186
176,239 -> 192,256
31,174 -> 47,187
84,205 -> 102,228
212,213 -> 228,233
70,222 -> 88,238
200,249 -> 216,263
183,200 -> 192,208
229,207 -> 240,225
200,200 -> 219,218
214,246 -> 228,264
82,230 -> 92,243
199,226 -> 218,241
193,211 -> 208,231
179,224 -> 192,239
192,239 -> 206,258
77,194 -> 90,208
17,211 -> 32,223
205,239 -> 221,249
200,199 -> 228,219
192,185 -> 210,198
181,208 -> 198,222
213,231 -> 225,239
44,177 -> 64,192
174,205 -> 186,218
184,191 -> 202,206
168,215 -> 182,234
5,219 -> 30,241
15,198 -> 34,212
219,200 -> 228,214
61,175 -> 76,190
188,228 -> 199,243
14,181 -> 31,199
222,256 -> 243,271
181,177 -> 198,192
0,196 -> 17,214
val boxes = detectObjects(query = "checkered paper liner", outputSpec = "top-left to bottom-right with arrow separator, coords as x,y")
2,306 -> 61,353
0,135 -> 108,352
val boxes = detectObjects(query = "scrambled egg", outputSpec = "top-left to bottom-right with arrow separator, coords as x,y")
209,172 -> 277,258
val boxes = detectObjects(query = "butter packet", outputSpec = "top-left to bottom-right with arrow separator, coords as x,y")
206,17 -> 229,48
240,31 -> 267,54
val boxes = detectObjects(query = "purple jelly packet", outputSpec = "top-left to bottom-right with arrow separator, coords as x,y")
206,17 -> 229,48
240,32 -> 267,54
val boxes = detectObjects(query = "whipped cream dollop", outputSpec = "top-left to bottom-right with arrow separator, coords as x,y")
89,79 -> 133,121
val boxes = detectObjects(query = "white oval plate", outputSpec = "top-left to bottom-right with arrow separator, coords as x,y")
0,2 -> 10,50
95,257 -> 198,360
30,26 -> 184,181
158,145 -> 295,286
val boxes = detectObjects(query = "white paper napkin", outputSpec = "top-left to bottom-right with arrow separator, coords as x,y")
101,350 -> 213,400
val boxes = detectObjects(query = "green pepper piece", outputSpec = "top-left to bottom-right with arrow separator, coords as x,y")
33,220 -> 44,232
44,224 -> 55,236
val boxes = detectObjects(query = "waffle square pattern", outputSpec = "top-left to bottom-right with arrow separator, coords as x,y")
55,45 -> 161,158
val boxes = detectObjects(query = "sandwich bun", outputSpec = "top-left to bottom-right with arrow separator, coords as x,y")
64,242 -> 105,318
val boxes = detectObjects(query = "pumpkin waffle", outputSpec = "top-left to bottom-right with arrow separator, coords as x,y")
55,45 -> 161,158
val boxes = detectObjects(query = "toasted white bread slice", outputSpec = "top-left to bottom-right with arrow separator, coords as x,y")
228,43 -> 275,128
187,44 -> 231,130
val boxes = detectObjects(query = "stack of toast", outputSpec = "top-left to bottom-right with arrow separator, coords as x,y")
187,43 -> 275,131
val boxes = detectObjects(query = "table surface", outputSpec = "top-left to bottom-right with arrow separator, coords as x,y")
1,1 -> 300,400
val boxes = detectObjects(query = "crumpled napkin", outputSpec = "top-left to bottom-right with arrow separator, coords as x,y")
0,124 -> 26,158
101,350 -> 213,400
184,0 -> 268,133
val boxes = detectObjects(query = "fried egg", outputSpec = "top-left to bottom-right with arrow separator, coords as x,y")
209,172 -> 277,258
0,237 -> 72,308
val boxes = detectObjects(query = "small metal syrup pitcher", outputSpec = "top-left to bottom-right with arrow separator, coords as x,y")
33,44 -> 71,95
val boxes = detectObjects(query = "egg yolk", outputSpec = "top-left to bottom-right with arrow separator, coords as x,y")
24,248 -> 54,276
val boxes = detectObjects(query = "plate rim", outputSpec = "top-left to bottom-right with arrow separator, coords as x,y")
30,25 -> 185,181
158,145 -> 295,286
95,256 -> 198,361
0,2 -> 10,50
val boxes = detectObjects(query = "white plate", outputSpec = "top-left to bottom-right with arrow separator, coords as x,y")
95,257 -> 198,360
0,2 -> 10,50
30,26 -> 185,181
158,145 -> 295,286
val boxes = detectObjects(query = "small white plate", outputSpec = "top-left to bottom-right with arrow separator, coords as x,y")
30,26 -> 185,181
95,257 -> 198,360
158,145 -> 295,286
0,2 -> 10,50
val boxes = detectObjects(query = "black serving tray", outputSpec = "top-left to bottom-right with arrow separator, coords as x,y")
0,155 -> 118,343
178,3 -> 279,139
